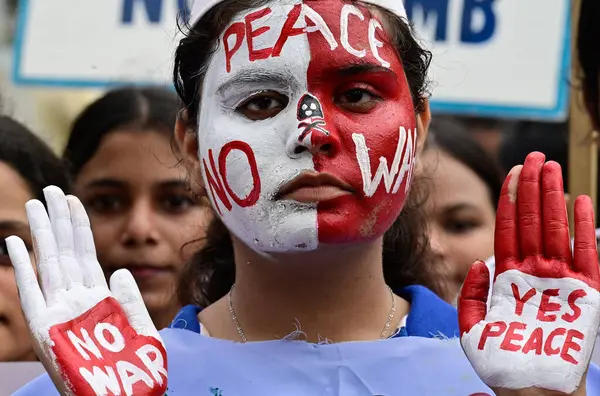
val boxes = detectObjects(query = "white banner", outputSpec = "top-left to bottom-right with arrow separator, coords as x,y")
12,0 -> 570,120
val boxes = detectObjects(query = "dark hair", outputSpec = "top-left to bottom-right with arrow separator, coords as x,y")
173,0 -> 434,306
578,0 -> 600,127
425,119 -> 503,209
63,86 -> 179,176
0,116 -> 70,201
498,121 -> 569,193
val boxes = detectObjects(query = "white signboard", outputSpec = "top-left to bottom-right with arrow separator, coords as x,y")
13,0 -> 570,120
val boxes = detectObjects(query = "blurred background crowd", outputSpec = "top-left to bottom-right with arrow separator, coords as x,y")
0,0 -> 593,393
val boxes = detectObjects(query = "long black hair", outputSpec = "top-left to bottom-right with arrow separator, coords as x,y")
173,0 -> 435,307
578,0 -> 600,127
0,116 -> 70,201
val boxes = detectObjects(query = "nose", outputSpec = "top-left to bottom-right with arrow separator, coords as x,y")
120,200 -> 160,247
428,227 -> 446,257
287,130 -> 338,158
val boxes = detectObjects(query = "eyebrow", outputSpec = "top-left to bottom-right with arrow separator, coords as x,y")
83,178 -> 189,190
444,203 -> 478,213
83,179 -> 127,190
336,63 -> 397,78
216,68 -> 300,97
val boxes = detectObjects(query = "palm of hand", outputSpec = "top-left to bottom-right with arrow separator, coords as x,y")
7,186 -> 168,395
459,153 -> 600,395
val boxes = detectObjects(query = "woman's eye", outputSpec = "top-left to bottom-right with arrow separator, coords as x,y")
160,194 -> 196,214
86,195 -> 125,214
236,92 -> 289,121
444,219 -> 479,234
337,88 -> 381,113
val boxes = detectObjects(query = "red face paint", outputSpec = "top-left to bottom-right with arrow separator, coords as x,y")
49,297 -> 167,395
303,0 -> 417,243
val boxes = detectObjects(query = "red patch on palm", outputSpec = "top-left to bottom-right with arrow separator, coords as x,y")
49,297 -> 167,395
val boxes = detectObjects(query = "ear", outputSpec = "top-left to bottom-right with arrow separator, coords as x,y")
415,99 -> 431,155
175,111 -> 206,198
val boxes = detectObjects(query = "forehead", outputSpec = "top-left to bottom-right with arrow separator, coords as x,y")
206,0 -> 402,89
75,130 -> 185,186
423,150 -> 491,206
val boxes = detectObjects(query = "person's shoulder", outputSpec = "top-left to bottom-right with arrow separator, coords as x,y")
586,363 -> 600,394
397,285 -> 459,338
12,373 -> 58,395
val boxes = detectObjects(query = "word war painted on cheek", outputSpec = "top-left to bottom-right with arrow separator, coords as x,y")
49,297 -> 167,396
353,127 -> 416,197
203,140 -> 261,216
222,3 -> 391,73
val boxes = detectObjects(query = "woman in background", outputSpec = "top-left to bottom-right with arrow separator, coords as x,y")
63,87 -> 211,330
0,116 -> 70,361
419,119 -> 503,303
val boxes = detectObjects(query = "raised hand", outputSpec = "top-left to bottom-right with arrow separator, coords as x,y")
458,152 -> 600,395
7,186 -> 167,396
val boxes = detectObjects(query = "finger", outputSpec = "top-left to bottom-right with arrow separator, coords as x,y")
495,165 -> 522,264
458,260 -> 490,336
6,236 -> 46,320
517,152 -> 545,257
44,186 -> 82,288
541,162 -> 571,262
110,269 -> 159,338
67,195 -> 107,289
573,195 -> 599,283
26,199 -> 64,300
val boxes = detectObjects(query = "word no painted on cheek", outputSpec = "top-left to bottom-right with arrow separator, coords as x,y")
478,283 -> 588,365
49,298 -> 167,396
203,140 -> 261,216
222,4 -> 391,73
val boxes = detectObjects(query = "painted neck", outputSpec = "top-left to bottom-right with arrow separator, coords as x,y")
226,237 -> 409,343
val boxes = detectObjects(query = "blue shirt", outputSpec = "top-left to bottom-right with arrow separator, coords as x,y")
14,286 -> 600,395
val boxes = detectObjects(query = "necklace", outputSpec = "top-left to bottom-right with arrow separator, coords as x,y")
228,284 -> 397,343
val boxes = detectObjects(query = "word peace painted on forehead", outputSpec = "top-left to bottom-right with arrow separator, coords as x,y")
223,3 -> 391,73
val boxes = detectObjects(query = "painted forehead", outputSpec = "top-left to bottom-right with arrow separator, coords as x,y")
213,0 -> 401,83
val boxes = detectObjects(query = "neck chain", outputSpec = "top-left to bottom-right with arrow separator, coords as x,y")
227,284 -> 397,343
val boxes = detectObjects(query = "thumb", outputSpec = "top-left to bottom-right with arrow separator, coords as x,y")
109,269 -> 161,341
458,260 -> 490,336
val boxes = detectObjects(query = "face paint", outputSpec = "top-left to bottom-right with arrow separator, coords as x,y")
198,0 -> 417,253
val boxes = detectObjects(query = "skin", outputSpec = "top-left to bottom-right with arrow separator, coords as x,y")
421,149 -> 496,303
177,0 -> 430,343
74,129 -> 210,330
0,161 -> 37,361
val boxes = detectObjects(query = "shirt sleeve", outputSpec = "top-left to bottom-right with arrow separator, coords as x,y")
12,373 -> 59,395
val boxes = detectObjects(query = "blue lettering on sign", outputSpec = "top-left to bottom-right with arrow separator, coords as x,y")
121,0 -> 190,24
405,0 -> 496,44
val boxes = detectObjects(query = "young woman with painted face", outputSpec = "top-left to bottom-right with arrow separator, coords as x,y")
63,87 -> 211,330
0,116 -> 70,362
10,1 -> 600,395
420,120 -> 502,304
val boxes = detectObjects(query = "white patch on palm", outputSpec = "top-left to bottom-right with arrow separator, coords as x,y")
461,269 -> 600,393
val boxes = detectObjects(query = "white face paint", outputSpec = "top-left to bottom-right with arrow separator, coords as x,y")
199,1 -> 317,252
197,0 -> 417,253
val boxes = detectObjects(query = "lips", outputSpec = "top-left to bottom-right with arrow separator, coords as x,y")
106,263 -> 174,281
276,171 -> 354,203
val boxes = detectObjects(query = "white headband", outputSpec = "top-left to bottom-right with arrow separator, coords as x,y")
190,0 -> 407,25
